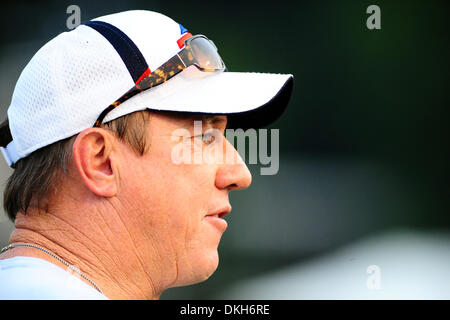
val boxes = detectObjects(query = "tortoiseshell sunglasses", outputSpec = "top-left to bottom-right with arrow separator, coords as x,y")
94,35 -> 226,127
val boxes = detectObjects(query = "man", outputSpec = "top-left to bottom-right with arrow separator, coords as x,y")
0,10 -> 293,299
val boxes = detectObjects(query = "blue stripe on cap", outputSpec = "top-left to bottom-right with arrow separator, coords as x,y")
179,24 -> 188,35
84,20 -> 149,84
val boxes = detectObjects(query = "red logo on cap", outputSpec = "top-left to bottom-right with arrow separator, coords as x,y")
177,33 -> 193,49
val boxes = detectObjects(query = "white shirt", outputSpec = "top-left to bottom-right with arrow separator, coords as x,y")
0,256 -> 108,300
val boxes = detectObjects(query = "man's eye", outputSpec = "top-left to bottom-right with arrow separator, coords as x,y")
204,133 -> 217,145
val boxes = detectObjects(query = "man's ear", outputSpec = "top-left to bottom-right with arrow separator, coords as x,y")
72,128 -> 118,197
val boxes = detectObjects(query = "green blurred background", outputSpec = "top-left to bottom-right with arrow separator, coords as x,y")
0,0 -> 449,298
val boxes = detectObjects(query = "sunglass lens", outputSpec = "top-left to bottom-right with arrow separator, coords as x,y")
190,37 -> 224,71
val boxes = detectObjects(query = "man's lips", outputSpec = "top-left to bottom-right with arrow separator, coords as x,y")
204,205 -> 231,232
205,205 -> 232,219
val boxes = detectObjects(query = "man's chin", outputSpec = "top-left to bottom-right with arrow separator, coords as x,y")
173,250 -> 220,287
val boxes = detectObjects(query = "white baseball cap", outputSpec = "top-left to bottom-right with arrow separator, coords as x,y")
1,10 -> 294,168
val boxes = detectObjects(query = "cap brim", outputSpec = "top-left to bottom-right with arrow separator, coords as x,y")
104,66 -> 294,129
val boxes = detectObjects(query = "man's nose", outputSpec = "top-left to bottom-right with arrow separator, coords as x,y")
215,139 -> 252,191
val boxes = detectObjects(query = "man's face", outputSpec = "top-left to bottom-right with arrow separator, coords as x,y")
116,112 -> 252,288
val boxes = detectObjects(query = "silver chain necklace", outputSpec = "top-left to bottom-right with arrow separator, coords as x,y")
1,243 -> 103,295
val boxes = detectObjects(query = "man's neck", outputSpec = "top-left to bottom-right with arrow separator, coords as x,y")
2,207 -> 162,300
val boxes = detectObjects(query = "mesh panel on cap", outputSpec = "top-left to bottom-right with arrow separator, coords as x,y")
8,25 -> 134,159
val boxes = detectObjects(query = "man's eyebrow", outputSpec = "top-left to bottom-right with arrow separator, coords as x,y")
185,114 -> 227,126
171,113 -> 227,130
202,115 -> 227,125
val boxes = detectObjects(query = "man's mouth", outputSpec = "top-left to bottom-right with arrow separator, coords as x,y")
206,205 -> 232,219
204,205 -> 232,231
